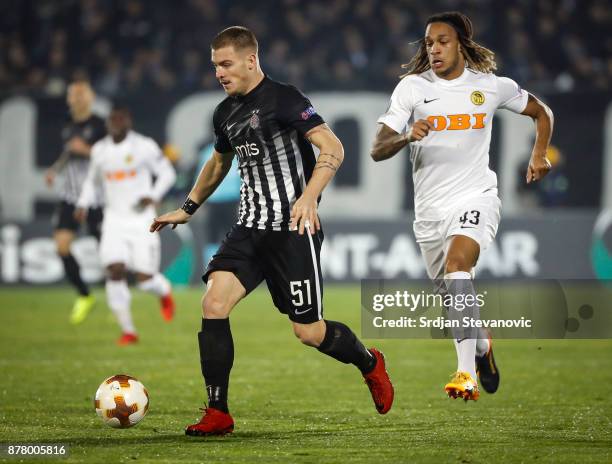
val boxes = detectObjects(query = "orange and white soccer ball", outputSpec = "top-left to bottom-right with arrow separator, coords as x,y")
94,374 -> 149,428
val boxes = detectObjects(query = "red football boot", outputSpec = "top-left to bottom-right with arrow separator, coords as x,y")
363,348 -> 394,414
160,293 -> 175,322
117,333 -> 138,346
185,407 -> 234,436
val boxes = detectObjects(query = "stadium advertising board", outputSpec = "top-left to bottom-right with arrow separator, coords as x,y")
1,211 -> 608,284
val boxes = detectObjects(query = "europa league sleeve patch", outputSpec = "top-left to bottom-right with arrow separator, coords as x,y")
301,106 -> 317,120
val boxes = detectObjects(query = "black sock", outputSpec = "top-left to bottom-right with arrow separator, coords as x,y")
60,254 -> 89,296
317,320 -> 376,375
198,318 -> 233,413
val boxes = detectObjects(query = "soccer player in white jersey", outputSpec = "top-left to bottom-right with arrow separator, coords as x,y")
371,12 -> 554,401
76,105 -> 177,345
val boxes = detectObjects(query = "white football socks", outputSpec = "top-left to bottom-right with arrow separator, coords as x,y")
445,271 -> 478,382
137,273 -> 171,297
106,279 -> 135,334
476,328 -> 490,357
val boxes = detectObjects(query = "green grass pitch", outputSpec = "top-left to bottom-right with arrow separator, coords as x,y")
0,286 -> 611,463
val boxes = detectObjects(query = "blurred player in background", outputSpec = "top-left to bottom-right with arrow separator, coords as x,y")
45,79 -> 106,324
76,104 -> 177,345
151,26 -> 393,436
371,12 -> 553,401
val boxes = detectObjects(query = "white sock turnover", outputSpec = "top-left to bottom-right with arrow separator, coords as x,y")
445,271 -> 478,382
137,273 -> 171,297
476,328 -> 490,357
105,279 -> 135,334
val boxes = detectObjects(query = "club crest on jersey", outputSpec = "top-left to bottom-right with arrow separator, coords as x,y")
470,91 -> 485,105
249,111 -> 260,129
125,154 -> 134,164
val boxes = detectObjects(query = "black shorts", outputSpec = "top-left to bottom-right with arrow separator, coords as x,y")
53,200 -> 103,240
203,224 -> 324,324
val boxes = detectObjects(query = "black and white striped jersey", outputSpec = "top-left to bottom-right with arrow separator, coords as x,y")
213,76 -> 324,231
59,114 -> 106,206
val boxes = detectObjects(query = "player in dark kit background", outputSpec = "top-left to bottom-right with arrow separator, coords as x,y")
45,79 -> 106,325
151,26 -> 394,436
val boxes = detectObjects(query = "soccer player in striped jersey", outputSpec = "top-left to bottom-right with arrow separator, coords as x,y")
45,79 -> 106,324
151,26 -> 394,435
371,12 -> 554,401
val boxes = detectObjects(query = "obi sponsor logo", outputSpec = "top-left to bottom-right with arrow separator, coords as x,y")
105,169 -> 137,181
427,113 -> 487,131
301,106 -> 317,120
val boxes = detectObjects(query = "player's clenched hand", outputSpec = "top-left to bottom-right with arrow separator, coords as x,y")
44,168 -> 56,187
290,193 -> 320,235
150,208 -> 191,232
407,119 -> 433,142
136,197 -> 155,211
74,207 -> 87,223
526,152 -> 552,184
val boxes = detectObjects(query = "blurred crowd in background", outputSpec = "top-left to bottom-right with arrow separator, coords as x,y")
0,0 -> 610,98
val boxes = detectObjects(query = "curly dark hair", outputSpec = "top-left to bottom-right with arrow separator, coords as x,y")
401,11 -> 497,77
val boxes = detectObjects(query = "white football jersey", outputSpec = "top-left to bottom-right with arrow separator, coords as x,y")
77,131 -> 176,219
377,67 -> 528,221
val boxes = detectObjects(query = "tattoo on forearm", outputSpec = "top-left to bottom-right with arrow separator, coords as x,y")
314,160 -> 337,171
318,152 -> 342,163
314,153 -> 341,172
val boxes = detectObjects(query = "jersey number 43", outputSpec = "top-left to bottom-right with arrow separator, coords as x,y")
459,210 -> 480,226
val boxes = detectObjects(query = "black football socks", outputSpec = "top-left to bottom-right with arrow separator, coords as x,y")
60,254 -> 89,296
317,320 -> 376,375
198,318 -> 233,413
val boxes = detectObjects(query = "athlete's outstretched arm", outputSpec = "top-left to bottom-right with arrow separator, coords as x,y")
150,150 -> 233,232
45,134 -> 97,187
522,93 -> 554,184
149,153 -> 177,203
370,120 -> 433,162
291,123 -> 343,235
45,151 -> 70,187
74,152 -> 100,223
188,150 -> 234,204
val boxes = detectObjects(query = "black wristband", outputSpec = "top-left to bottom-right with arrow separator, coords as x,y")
181,197 -> 201,215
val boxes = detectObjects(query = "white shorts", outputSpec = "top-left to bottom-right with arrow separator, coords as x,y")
99,216 -> 160,275
413,195 -> 501,281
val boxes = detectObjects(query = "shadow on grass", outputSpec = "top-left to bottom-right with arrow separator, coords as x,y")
63,427 -> 382,447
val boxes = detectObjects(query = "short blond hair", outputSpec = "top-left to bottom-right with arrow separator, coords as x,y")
211,26 -> 258,52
